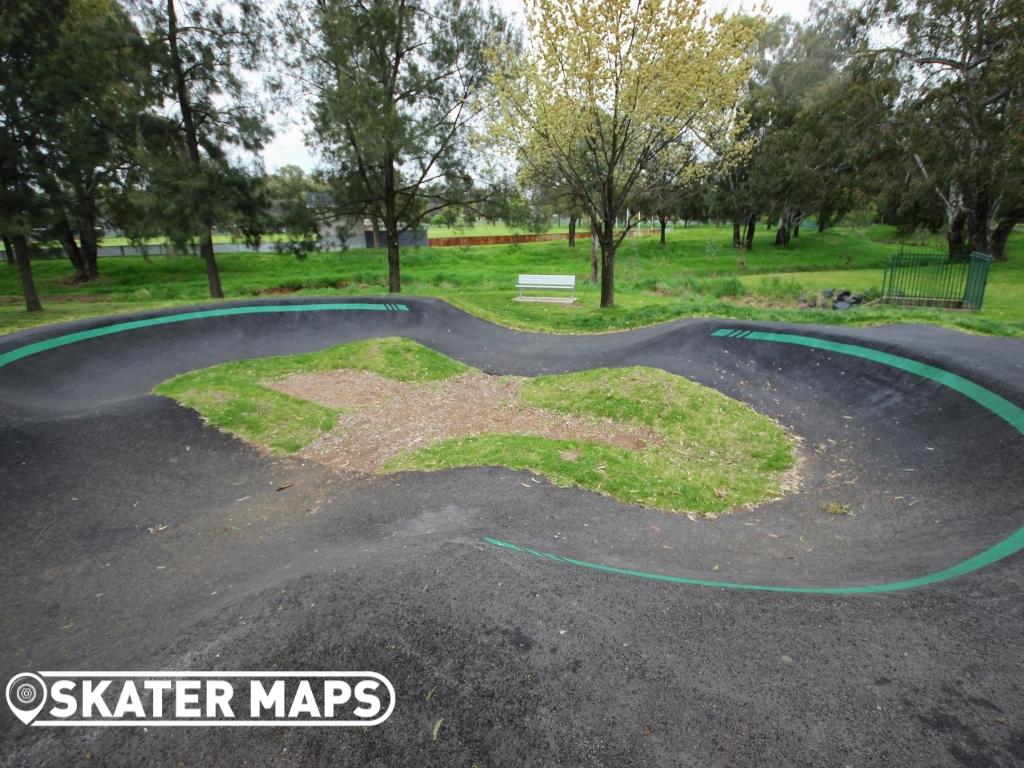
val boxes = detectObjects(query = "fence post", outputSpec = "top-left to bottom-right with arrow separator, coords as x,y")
963,251 -> 993,310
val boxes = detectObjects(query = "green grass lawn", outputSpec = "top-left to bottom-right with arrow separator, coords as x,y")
2,224 -> 1021,337
156,338 -> 795,515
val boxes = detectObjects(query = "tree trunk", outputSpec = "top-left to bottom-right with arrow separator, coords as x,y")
589,232 -> 598,284
817,204 -> 832,233
659,214 -> 668,245
743,213 -> 756,250
3,237 -> 14,266
168,0 -> 223,299
967,191 -> 991,255
58,219 -> 87,283
947,211 -> 966,260
78,215 -> 99,279
567,216 -> 576,248
775,208 -> 800,246
793,223 -> 800,239
990,219 -> 1015,261
200,228 -> 222,297
13,234 -> 42,312
372,217 -> 382,248
385,226 -> 401,292
383,159 -> 401,293
731,218 -> 741,248
599,218 -> 615,308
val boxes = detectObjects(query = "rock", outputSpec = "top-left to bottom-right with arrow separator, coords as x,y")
834,300 -> 851,310
796,293 -> 817,309
836,290 -> 852,302
851,293 -> 864,304
822,288 -> 835,299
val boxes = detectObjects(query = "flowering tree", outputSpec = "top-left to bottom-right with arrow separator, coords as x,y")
490,0 -> 761,306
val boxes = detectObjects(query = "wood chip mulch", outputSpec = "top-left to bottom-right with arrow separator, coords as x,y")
266,370 -> 659,473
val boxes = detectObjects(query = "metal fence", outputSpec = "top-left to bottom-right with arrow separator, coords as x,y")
880,250 -> 993,310
26,229 -> 428,261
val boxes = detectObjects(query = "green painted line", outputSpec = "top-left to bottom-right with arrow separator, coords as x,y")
486,528 -> 1024,594
486,327 -> 1024,594
0,303 -> 408,370
734,329 -> 1024,433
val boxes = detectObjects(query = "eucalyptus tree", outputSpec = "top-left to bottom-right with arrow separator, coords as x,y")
744,9 -> 868,246
281,0 -> 514,293
132,0 -> 270,297
490,0 -> 761,307
874,0 -> 1024,259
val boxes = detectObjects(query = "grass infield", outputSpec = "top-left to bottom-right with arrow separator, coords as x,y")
155,338 -> 796,515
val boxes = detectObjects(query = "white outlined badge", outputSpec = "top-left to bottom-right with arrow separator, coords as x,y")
6,671 -> 395,727
6,673 -> 47,725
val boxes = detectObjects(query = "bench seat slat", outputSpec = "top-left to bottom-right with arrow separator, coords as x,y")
515,273 -> 576,303
517,274 -> 575,289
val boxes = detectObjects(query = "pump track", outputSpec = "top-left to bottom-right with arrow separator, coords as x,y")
0,297 -> 1022,766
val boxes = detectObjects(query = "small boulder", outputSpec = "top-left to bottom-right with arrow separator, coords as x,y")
834,300 -> 851,310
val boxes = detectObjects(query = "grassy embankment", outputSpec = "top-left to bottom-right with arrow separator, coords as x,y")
2,224 -> 1021,337
155,338 -> 795,515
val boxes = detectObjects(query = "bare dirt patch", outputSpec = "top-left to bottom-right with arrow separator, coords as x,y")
266,370 -> 659,473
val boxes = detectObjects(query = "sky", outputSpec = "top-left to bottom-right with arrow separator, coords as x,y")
260,0 -> 813,173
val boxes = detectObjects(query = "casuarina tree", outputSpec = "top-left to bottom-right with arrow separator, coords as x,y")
133,0 -> 270,297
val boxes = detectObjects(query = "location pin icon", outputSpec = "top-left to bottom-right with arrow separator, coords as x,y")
6,673 -> 47,725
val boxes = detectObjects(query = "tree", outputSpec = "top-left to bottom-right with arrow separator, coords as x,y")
35,0 -> 155,283
133,0 -> 270,297
0,0 -> 75,311
742,11 -> 866,246
283,0 -> 513,293
264,165 -> 330,257
874,0 -> 1024,259
224,166 -> 272,250
505,189 -> 552,235
490,0 -> 760,307
637,146 -> 707,245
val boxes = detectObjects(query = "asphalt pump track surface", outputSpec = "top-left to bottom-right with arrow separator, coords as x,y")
0,297 -> 1022,766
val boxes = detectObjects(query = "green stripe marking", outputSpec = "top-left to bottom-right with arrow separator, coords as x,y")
736,329 -> 1023,433
486,327 -> 1024,594
0,303 -> 408,370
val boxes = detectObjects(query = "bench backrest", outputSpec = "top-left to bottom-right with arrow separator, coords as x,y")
517,274 -> 576,288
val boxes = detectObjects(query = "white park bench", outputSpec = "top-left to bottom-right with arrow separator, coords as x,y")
515,274 -> 577,303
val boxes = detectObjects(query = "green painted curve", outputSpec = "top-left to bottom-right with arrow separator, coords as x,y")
0,303 -> 408,370
487,327 -> 1024,594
